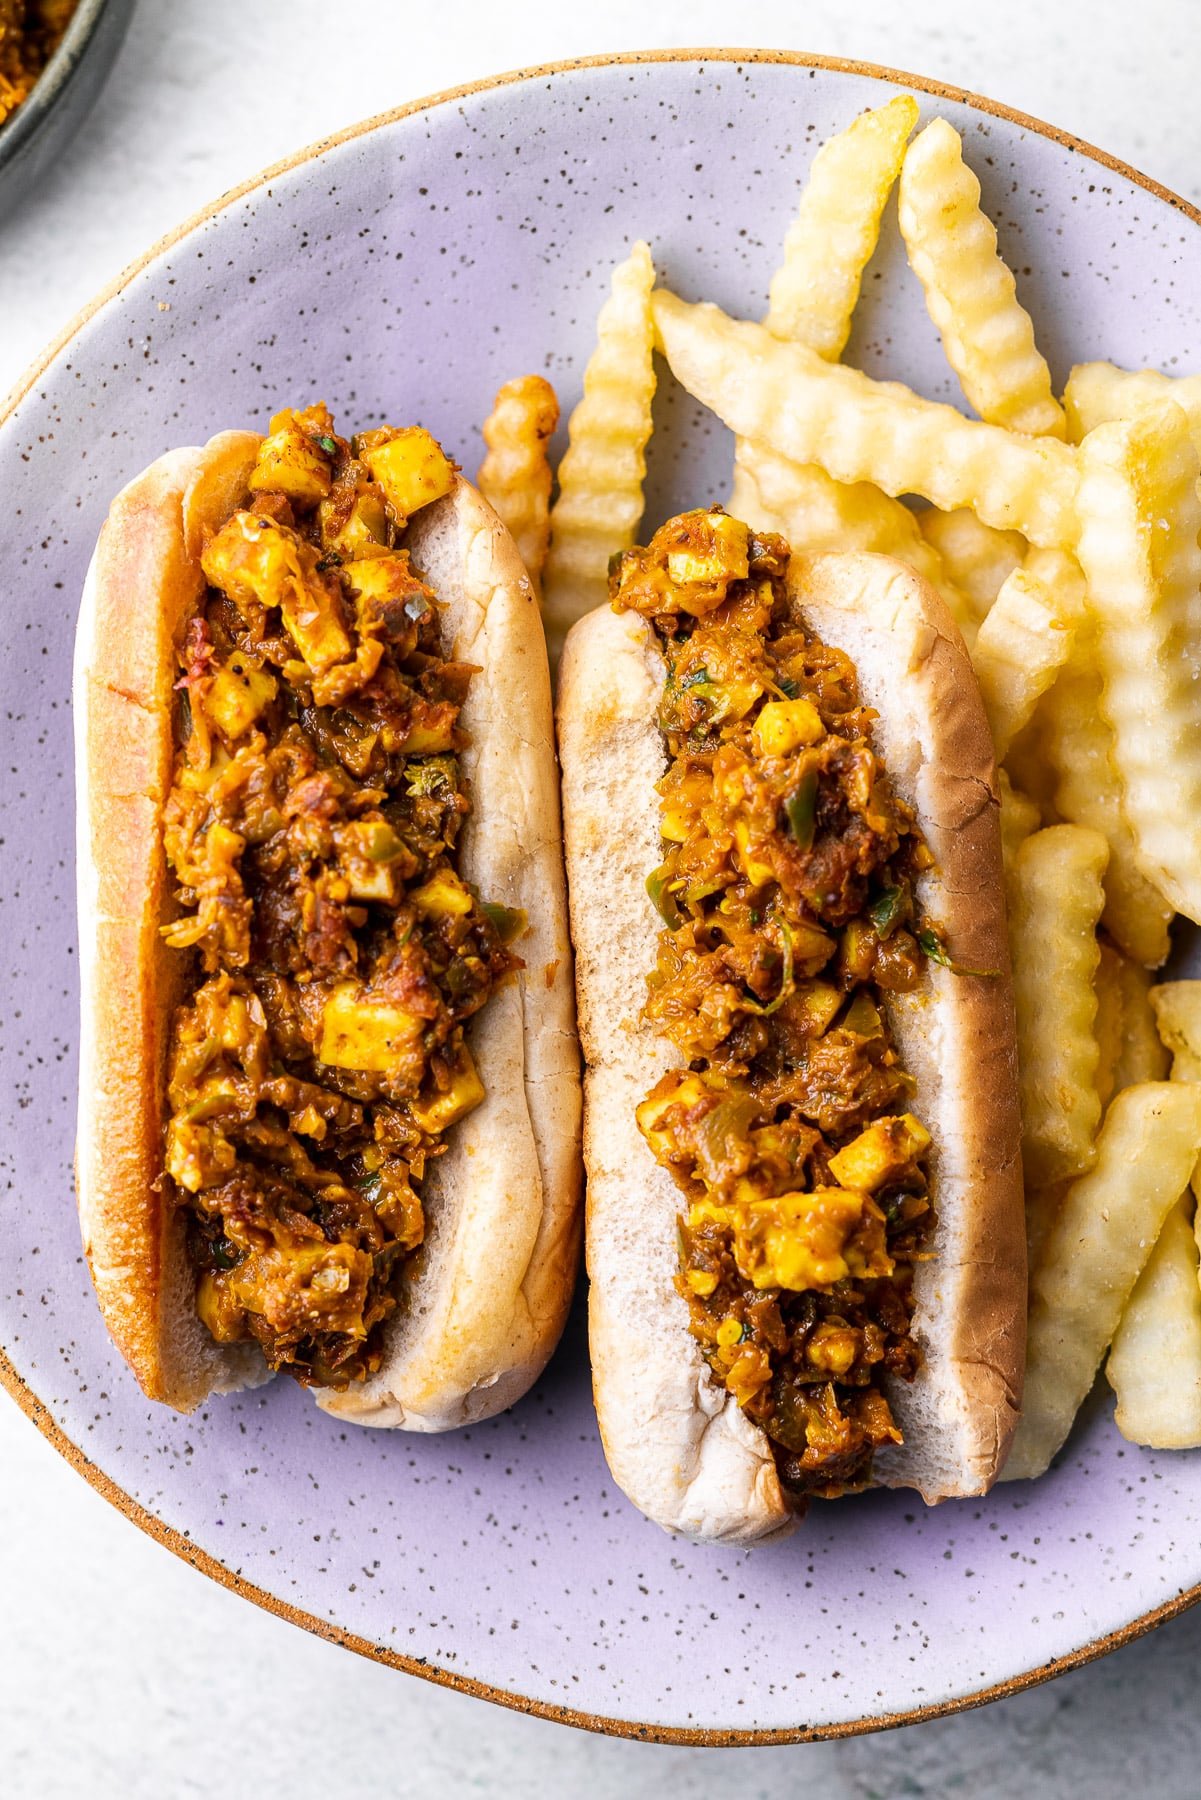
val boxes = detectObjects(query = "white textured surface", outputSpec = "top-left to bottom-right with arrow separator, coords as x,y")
4,0 -> 1201,1791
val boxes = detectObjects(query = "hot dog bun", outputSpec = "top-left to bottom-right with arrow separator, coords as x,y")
74,433 -> 581,1422
557,550 -> 1025,1542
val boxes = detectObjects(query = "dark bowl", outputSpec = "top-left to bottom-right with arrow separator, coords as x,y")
0,0 -> 135,222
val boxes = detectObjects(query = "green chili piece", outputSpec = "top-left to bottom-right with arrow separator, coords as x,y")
742,918 -> 795,1016
364,821 -> 404,862
917,926 -> 998,979
647,863 -> 685,930
405,755 -> 457,797
683,876 -> 725,909
481,900 -> 527,944
842,991 -> 883,1038
870,885 -> 906,938
784,766 -> 819,850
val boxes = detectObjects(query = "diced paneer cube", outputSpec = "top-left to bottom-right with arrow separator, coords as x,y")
318,486 -> 390,560
841,992 -> 883,1039
335,818 -> 407,903
664,511 -> 749,593
787,920 -> 837,974
711,1187 -> 893,1292
753,1189 -> 869,1290
282,587 -> 353,676
733,820 -> 775,887
411,868 -> 473,918
688,1187 -> 878,1292
839,919 -> 878,985
827,1113 -> 932,1193
202,820 -> 245,883
409,1043 -> 485,1133
179,1072 -> 241,1124
705,675 -> 764,725
345,552 -> 435,643
202,653 -> 278,741
805,1319 -> 860,1376
319,983 -> 424,1074
396,707 -> 457,755
229,1240 -> 371,1337
202,512 -> 351,673
361,429 -> 455,521
165,1113 -> 236,1193
723,1342 -> 773,1406
752,697 -> 824,759
248,412 -> 334,506
634,1072 -> 707,1160
785,980 -> 843,1038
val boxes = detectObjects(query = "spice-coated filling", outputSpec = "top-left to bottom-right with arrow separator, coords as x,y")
0,0 -> 76,126
613,510 -> 939,1502
162,405 -> 520,1388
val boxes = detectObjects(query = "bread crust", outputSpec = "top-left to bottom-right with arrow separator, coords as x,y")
557,550 -> 1024,1540
75,440 -> 580,1419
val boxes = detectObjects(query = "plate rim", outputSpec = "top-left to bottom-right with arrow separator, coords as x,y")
4,43 -> 1200,1746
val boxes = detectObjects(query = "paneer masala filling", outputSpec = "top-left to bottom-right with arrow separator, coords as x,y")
613,510 -> 941,1502
162,406 -> 521,1388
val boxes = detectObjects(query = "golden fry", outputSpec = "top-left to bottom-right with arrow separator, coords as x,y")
1065,360 -> 1201,443
1005,1081 -> 1201,1479
1151,983 -> 1201,1090
1106,981 -> 1201,1448
765,94 -> 919,359
918,507 -> 1026,624
1107,1196 -> 1201,1449
1025,1179 -> 1070,1280
1010,825 -> 1108,1186
972,566 -> 1075,759
1000,721 -> 1057,820
1021,544 -> 1087,618
1096,945 -> 1169,1115
732,102 -> 950,629
1076,402 -> 1201,924
898,119 -> 1065,438
543,241 -> 657,657
1113,959 -> 1170,1090
729,441 -> 920,550
1038,628 -> 1173,969
728,442 -> 974,638
477,375 -> 559,586
652,291 -> 1078,545
997,769 -> 1041,896
1093,943 -> 1124,1116
1151,981 -> 1201,1207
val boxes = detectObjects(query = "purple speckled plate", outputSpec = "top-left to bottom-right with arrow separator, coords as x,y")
3,50 -> 1201,1744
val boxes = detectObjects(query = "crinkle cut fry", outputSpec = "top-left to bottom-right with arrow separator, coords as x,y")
477,375 -> 560,587
898,117 -> 1065,438
1006,1083 -> 1201,1480
1076,401 -> 1201,924
1009,825 -> 1107,1188
765,93 -> 919,360
653,291 -> 1077,546
543,241 -> 656,659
